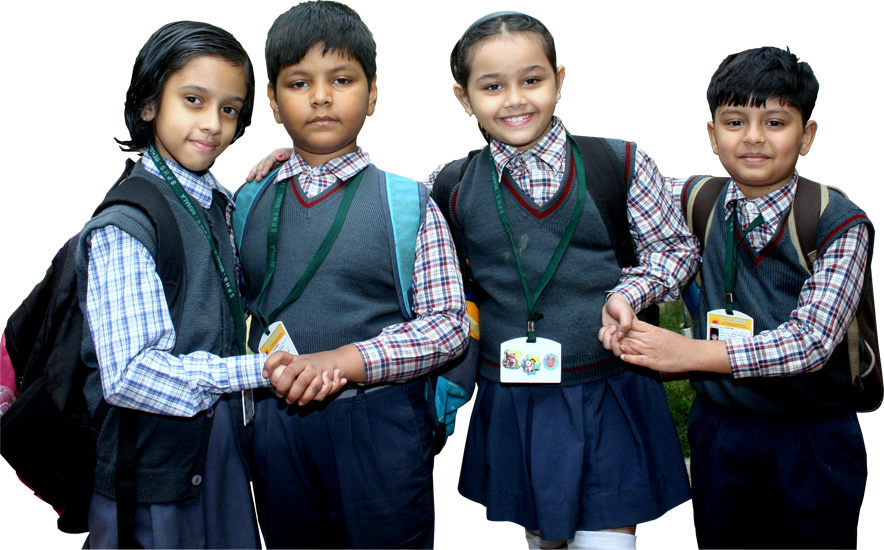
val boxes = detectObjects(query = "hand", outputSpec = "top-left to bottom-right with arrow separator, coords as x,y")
619,320 -> 732,374
263,346 -> 364,406
598,293 -> 637,357
245,148 -> 294,182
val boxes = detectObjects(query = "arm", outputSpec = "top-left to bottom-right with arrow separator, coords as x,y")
726,223 -> 870,377
609,149 -> 700,312
621,224 -> 870,377
85,225 -> 270,417
268,200 -> 469,402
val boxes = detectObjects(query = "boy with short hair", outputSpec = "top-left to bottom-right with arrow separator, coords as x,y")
617,47 -> 872,549
238,2 -> 468,548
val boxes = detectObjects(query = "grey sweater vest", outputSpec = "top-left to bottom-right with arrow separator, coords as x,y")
77,163 -> 246,502
241,165 -> 408,356
692,189 -> 873,416
454,144 -> 627,385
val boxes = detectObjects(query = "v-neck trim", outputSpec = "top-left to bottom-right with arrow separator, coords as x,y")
502,153 -> 576,220
290,177 -> 347,209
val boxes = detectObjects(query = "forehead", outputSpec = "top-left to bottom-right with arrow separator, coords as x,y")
166,55 -> 247,98
280,43 -> 366,76
468,32 -> 553,78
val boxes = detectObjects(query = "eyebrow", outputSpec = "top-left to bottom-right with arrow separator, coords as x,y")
281,64 -> 360,78
474,64 -> 550,82
178,84 -> 245,104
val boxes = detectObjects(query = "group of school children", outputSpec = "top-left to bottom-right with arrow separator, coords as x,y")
21,1 -> 871,548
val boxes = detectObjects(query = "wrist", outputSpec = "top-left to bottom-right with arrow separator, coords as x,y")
337,344 -> 366,383
688,339 -> 732,374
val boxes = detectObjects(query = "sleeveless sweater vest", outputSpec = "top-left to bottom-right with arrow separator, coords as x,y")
692,188 -> 872,416
453,142 -> 627,386
78,163 -> 246,502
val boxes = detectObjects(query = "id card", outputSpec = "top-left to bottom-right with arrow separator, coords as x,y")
706,309 -> 754,341
500,337 -> 562,384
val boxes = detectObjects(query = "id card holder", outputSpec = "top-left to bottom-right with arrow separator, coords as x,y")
706,309 -> 754,341
245,321 -> 300,425
500,337 -> 562,384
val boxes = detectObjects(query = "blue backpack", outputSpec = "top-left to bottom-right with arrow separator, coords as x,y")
233,169 -> 476,452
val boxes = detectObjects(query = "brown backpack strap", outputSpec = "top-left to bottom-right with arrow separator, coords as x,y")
788,177 -> 824,273
688,176 -> 729,255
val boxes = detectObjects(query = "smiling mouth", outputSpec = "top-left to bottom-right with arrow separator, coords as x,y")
499,114 -> 533,126
190,140 -> 218,152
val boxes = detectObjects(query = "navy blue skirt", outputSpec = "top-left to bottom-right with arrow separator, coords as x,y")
458,370 -> 691,540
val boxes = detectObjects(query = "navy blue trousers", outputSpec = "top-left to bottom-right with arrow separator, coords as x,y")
689,398 -> 866,549
252,380 -> 435,549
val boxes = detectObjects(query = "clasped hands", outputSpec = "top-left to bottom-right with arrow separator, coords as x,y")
261,345 -> 365,406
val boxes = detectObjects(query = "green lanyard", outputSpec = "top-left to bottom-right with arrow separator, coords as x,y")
146,145 -> 247,354
724,202 -> 764,315
253,171 -> 365,330
490,132 -> 587,342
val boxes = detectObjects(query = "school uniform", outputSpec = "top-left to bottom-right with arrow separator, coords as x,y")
671,174 -> 872,549
78,156 -> 269,548
238,149 -> 468,549
426,118 -> 698,541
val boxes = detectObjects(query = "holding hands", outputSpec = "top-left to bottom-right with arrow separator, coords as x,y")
262,345 -> 365,406
616,320 -> 732,375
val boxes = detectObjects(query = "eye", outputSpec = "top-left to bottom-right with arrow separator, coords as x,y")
185,95 -> 203,105
725,120 -> 744,127
289,80 -> 308,89
484,83 -> 502,92
222,106 -> 239,117
767,120 -> 784,127
333,77 -> 352,85
524,77 -> 540,86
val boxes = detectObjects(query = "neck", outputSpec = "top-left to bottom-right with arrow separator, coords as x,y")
295,140 -> 358,168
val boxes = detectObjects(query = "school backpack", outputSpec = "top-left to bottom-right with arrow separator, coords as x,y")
233,168 -> 477,453
682,175 -> 882,412
431,136 -> 661,366
0,159 -> 186,537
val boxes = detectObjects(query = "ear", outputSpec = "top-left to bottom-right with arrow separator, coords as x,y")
707,121 -> 719,156
140,103 -> 156,122
799,120 -> 818,156
453,83 -> 473,116
366,75 -> 378,117
267,83 -> 283,124
555,65 -> 565,103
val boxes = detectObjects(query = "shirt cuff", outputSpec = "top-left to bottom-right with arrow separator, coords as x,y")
225,352 -> 273,391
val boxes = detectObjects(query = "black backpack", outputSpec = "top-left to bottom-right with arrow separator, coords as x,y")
432,136 -> 659,328
683,175 -> 882,412
0,159 -> 185,539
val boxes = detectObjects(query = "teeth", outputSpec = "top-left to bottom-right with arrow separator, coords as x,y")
504,115 -> 530,122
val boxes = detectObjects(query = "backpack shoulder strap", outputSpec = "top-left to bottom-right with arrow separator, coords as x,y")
571,136 -> 636,268
381,171 -> 428,319
232,166 -> 283,250
686,176 -> 729,255
430,151 -> 482,285
787,176 -> 826,274
94,164 -> 186,326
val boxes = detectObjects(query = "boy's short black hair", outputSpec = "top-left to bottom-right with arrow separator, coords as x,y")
117,21 -> 255,152
265,1 -> 376,91
707,46 -> 818,125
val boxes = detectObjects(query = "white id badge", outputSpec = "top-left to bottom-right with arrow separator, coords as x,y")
500,337 -> 562,384
706,309 -> 754,341
259,321 -> 299,355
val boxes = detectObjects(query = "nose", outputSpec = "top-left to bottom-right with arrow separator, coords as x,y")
743,121 -> 765,144
200,108 -> 222,135
503,86 -> 526,109
311,81 -> 332,107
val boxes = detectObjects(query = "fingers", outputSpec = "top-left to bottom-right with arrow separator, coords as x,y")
289,371 -> 325,406
619,352 -> 650,367
264,351 -> 296,378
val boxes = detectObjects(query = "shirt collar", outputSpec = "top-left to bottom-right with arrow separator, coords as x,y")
725,172 -> 799,223
277,147 -> 370,183
140,153 -> 231,209
489,116 -> 566,176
